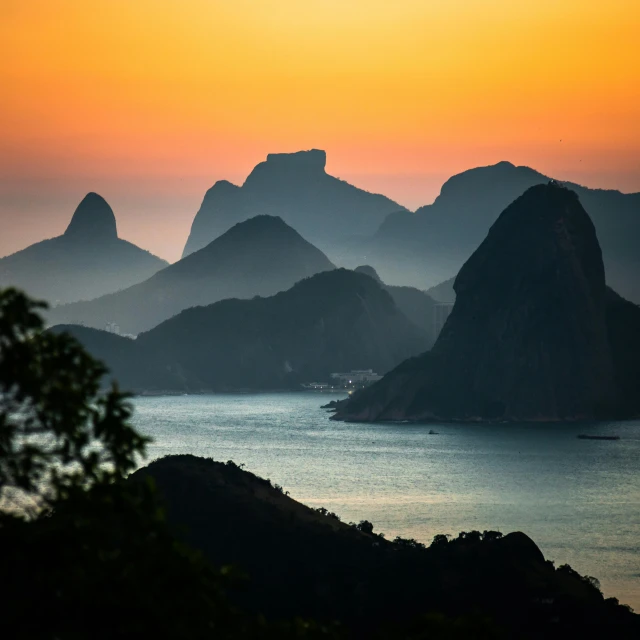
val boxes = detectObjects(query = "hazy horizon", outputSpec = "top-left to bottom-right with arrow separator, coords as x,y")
2,2 -> 640,636
2,156 -> 639,263
2,0 -> 639,262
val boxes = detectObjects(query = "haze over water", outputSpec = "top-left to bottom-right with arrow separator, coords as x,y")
133,392 -> 640,611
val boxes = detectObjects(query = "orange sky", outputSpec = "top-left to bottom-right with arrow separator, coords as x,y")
1,0 -> 639,261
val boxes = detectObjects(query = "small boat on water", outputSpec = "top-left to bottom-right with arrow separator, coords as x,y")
429,429 -> 439,435
577,435 -> 620,441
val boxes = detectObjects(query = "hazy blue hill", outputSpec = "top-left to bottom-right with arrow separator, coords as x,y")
47,215 -> 335,335
47,325 -> 180,390
379,161 -> 546,245
336,183 -> 640,422
425,276 -> 456,303
371,162 -> 640,302
182,149 -> 407,259
354,265 -> 438,344
0,193 -> 167,304
134,268 -> 429,391
54,269 -> 428,392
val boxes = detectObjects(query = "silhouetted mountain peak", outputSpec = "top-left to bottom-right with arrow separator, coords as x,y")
453,182 -> 601,301
183,149 -> 405,258
263,149 -> 327,172
203,214 -> 299,246
209,179 -> 241,193
337,183 -> 628,422
354,265 -> 383,283
436,161 -> 547,203
243,149 -> 327,189
64,192 -> 118,241
49,214 -> 337,335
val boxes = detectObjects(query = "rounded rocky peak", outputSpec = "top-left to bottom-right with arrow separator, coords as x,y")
498,532 -> 546,565
64,193 -> 118,241
507,181 -> 581,219
220,215 -> 297,242
354,265 -> 382,283
208,179 -> 240,194
454,182 -> 601,301
236,214 -> 290,229
438,161 -> 546,201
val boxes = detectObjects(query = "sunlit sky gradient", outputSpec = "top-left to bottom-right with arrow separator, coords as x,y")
2,0 -> 639,261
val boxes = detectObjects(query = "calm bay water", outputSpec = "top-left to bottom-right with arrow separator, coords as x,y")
132,392 -> 640,610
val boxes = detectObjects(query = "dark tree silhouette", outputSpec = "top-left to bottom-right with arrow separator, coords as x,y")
0,288 -> 332,639
0,287 -> 148,514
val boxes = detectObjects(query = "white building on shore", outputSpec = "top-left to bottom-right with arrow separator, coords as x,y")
330,369 -> 383,388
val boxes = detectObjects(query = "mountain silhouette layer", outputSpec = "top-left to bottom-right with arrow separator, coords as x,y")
53,269 -> 429,391
48,215 -> 336,335
127,454 -> 640,637
371,161 -> 640,303
0,193 -> 167,304
47,325 -> 175,391
354,265 -> 438,345
182,149 -> 407,259
425,276 -> 456,302
335,183 -> 640,422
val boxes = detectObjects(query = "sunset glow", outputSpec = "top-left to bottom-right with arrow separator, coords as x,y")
2,0 -> 639,260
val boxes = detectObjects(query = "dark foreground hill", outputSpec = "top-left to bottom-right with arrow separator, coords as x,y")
0,193 -> 167,304
129,454 -> 640,638
53,269 -> 429,391
48,215 -> 335,335
371,161 -> 640,302
182,149 -> 406,259
335,183 -> 640,422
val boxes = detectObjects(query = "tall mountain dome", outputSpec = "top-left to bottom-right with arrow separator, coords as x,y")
63,192 -> 119,240
335,183 -> 640,422
48,215 -> 336,335
0,193 -> 167,304
182,149 -> 406,259
370,161 -> 640,303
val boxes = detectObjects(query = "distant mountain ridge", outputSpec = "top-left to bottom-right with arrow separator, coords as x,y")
47,325 -> 167,391
336,183 -> 640,422
48,215 -> 335,335
182,149 -> 407,259
53,269 -> 429,391
0,193 -> 167,304
370,161 -> 640,303
354,265 -> 438,345
425,276 -> 456,303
